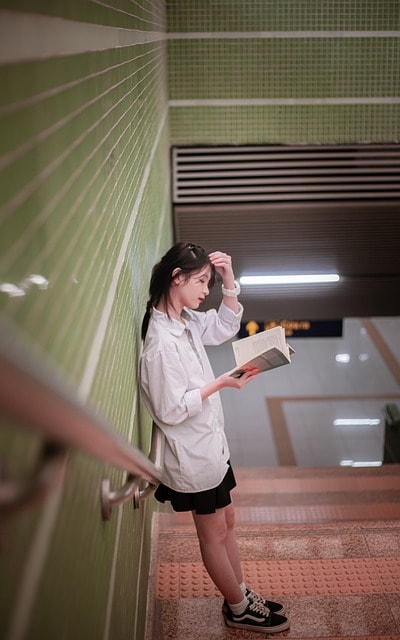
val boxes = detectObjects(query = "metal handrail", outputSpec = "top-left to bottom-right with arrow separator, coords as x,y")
0,315 -> 163,521
101,424 -> 164,519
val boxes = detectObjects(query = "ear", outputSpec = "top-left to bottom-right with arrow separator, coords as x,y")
171,267 -> 184,284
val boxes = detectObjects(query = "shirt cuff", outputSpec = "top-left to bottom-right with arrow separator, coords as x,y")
185,388 -> 203,417
220,300 -> 244,319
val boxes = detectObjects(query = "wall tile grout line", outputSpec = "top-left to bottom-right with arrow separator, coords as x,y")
167,30 -> 400,40
169,97 -> 400,106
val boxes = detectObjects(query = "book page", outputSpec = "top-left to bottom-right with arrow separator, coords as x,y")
232,326 -> 287,367
229,347 -> 291,378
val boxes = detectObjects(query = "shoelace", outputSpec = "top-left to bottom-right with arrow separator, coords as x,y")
247,589 -> 270,613
248,600 -> 271,617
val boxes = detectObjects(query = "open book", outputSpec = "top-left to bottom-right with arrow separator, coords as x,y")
229,325 -> 295,378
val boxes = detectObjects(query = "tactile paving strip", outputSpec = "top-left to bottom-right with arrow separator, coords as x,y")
157,563 -> 219,598
157,557 -> 400,599
233,502 -> 400,525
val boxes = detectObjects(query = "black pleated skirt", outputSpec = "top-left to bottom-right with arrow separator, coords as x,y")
154,463 -> 236,515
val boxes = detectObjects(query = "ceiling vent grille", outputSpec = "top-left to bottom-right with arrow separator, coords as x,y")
172,144 -> 400,204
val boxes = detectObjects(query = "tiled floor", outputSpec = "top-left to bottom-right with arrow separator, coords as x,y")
148,465 -> 400,639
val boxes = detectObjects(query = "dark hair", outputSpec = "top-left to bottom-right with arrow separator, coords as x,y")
141,242 -> 216,339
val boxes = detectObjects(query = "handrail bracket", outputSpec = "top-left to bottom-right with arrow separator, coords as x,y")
100,424 -> 163,521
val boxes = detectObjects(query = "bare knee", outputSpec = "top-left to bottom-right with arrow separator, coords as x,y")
224,504 -> 236,532
193,511 -> 229,547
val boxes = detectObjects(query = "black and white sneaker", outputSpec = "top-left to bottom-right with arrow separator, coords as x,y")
222,589 -> 285,616
224,600 -> 290,633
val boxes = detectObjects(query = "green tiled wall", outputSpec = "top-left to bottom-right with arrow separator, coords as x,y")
169,104 -> 400,145
167,0 -> 400,144
0,2 -> 170,639
168,39 -> 399,100
167,0 -> 399,32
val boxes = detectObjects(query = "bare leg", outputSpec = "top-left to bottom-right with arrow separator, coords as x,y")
224,503 -> 243,584
192,504 -> 244,604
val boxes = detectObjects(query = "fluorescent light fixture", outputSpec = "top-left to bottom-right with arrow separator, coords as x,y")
352,461 -> 382,467
334,418 -> 381,426
336,353 -> 350,363
340,460 -> 382,467
239,274 -> 340,285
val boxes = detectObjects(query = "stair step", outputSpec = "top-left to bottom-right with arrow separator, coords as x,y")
157,556 -> 400,598
148,466 -> 400,639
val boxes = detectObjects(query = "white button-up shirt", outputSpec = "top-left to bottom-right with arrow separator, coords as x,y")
139,302 -> 243,492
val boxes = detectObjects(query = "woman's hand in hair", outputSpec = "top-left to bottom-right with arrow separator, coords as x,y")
209,251 -> 235,286
209,251 -> 240,313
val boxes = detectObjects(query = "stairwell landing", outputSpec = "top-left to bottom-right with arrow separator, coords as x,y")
147,464 -> 400,639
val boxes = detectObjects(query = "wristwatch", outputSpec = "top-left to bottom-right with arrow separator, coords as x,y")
221,280 -> 241,297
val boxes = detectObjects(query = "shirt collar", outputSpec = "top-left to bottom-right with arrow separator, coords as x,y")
152,307 -> 192,336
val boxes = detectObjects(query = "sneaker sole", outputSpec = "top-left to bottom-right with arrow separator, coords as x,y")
224,617 -> 290,633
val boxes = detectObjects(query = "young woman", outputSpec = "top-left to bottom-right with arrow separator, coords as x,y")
139,242 -> 289,634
